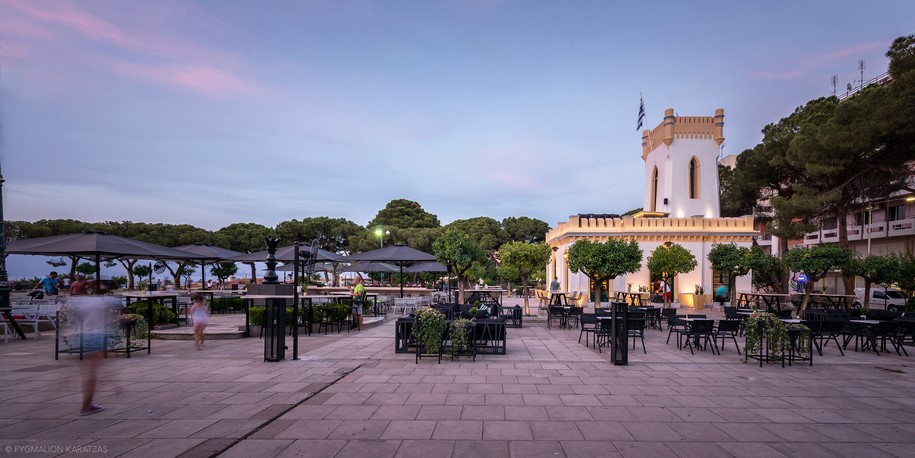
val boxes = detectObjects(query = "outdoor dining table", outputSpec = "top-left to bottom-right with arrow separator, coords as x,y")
796,293 -> 856,310
549,291 -> 568,306
845,319 -> 884,354
0,307 -> 28,340
627,292 -> 650,307
736,292 -> 791,311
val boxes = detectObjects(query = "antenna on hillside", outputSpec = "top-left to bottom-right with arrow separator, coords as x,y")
858,60 -> 865,88
831,74 -> 838,96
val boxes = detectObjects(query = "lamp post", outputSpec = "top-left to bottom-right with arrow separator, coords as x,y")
867,204 -> 873,255
375,228 -> 389,248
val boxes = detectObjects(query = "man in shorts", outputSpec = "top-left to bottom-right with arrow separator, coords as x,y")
69,294 -> 120,416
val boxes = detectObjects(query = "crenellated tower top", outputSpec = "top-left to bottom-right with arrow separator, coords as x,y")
641,108 -> 724,160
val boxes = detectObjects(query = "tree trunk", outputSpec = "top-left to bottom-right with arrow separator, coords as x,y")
836,205 -> 856,295
863,279 -> 872,308
521,277 -> 530,315
798,280 -> 813,317
593,276 -> 603,309
728,273 -> 737,305
117,258 -> 138,290
247,262 -> 257,285
457,272 -> 465,304
68,255 -> 79,282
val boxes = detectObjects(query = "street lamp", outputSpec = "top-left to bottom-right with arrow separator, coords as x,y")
375,228 -> 390,248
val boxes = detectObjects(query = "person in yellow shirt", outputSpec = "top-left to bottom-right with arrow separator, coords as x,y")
351,276 -> 366,331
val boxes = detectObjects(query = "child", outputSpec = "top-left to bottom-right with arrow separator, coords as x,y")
190,293 -> 209,349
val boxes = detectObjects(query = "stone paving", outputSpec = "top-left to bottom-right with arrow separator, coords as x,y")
1,301 -> 914,457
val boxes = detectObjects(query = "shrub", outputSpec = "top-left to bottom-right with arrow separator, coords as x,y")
211,297 -> 244,313
126,301 -> 178,325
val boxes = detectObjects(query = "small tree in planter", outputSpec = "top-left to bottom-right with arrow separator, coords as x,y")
567,239 -> 642,309
434,230 -> 486,304
784,245 -> 852,316
646,243 -> 697,309
846,254 -> 901,308
413,307 -> 446,363
498,241 -> 552,315
708,243 -> 753,305
449,317 -> 475,360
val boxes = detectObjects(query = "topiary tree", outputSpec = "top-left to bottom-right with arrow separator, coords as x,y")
567,239 -> 642,309
210,262 -> 239,288
784,244 -> 853,316
132,264 -> 152,290
846,254 -> 901,308
646,243 -> 697,309
498,241 -> 552,315
76,262 -> 97,278
707,243 -> 753,305
433,229 -> 486,304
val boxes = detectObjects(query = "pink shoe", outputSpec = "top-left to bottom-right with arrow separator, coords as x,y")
80,404 -> 105,416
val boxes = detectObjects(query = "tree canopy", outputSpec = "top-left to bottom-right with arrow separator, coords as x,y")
367,199 -> 441,230
498,241 -> 552,314
567,239 -> 642,309
433,229 -> 486,304
784,245 -> 853,314
646,243 -> 697,308
502,217 -> 550,243
707,243 -> 753,303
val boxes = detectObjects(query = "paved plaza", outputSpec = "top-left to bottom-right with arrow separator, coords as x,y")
1,301 -> 914,457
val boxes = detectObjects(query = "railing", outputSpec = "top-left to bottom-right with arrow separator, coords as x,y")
837,72 -> 892,101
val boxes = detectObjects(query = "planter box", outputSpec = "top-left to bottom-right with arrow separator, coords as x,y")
680,293 -> 708,310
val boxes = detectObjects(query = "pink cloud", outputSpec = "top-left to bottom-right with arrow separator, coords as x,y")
751,40 -> 889,81
2,0 -> 260,96
112,62 -> 258,95
751,70 -> 802,80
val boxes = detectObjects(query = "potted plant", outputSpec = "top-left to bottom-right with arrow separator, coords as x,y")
449,317 -> 475,360
858,306 -> 870,319
743,311 -> 810,363
413,307 -> 446,363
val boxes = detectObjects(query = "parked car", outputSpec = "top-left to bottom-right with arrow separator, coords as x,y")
853,287 -> 907,312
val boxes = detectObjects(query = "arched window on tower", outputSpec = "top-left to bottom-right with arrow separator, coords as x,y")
688,157 -> 700,199
650,166 -> 659,211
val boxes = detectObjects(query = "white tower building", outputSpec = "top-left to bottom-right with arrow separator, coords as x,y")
642,108 -> 724,219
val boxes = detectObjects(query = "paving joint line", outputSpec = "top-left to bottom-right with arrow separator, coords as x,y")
204,362 -> 364,458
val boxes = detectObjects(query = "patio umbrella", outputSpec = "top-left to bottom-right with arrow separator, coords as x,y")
174,243 -> 244,289
231,244 -> 345,263
7,231 -> 193,293
403,261 -> 448,273
347,245 -> 436,297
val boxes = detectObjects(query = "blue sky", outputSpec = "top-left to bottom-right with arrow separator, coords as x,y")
2,0 -> 913,234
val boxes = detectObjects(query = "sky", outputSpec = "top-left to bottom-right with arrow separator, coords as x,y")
2,0 -> 914,238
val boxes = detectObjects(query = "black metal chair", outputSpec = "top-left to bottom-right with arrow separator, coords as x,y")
628,317 -> 647,354
579,313 -> 598,348
643,307 -> 662,331
810,319 -> 845,356
711,319 -> 741,354
723,306 -> 739,320
567,306 -> 583,329
666,315 -> 687,349
548,306 -> 565,329
683,319 -> 718,355
596,318 -> 612,353
877,322 -> 909,357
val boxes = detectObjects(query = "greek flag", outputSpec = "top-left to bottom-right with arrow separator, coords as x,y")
637,96 -> 645,131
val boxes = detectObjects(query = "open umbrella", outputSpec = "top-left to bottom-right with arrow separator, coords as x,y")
347,245 -> 436,297
8,231 -> 193,293
174,243 -> 244,289
231,244 -> 344,263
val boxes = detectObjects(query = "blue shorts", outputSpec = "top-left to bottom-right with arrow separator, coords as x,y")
352,303 -> 364,315
82,333 -> 107,353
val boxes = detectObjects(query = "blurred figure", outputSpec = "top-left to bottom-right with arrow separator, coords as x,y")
190,293 -> 209,349
70,275 -> 90,296
715,284 -> 729,304
35,271 -> 61,295
69,291 -> 120,416
163,279 -> 175,292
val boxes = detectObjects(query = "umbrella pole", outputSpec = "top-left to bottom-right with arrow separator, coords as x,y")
400,265 -> 404,298
292,242 -> 300,360
200,259 -> 206,290
95,254 -> 101,294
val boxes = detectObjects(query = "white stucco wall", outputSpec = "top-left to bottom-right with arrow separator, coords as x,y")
642,139 -> 721,218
